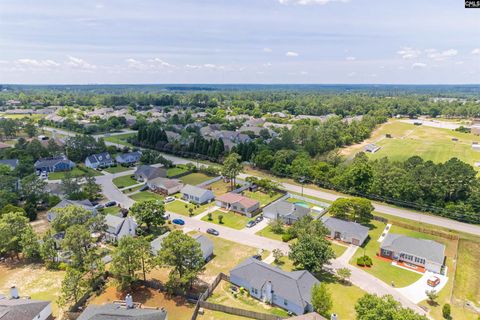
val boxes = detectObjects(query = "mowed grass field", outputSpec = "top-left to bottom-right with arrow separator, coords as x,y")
342,120 -> 480,168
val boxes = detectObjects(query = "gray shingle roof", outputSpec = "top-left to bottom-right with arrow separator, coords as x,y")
191,234 -> 214,259
86,152 -> 112,165
34,155 -> 72,169
116,151 -> 142,162
321,217 -> 369,240
0,297 -> 51,320
0,159 -> 18,170
263,200 -> 310,219
381,233 -> 445,264
78,303 -> 167,320
230,258 -> 319,309
135,165 -> 167,181
181,184 -> 211,198
150,232 -> 171,254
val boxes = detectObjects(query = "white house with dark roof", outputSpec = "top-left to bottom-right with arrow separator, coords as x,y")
263,200 -> 311,225
230,258 -> 319,315
0,287 -> 52,320
85,152 -> 114,169
380,233 -> 446,274
34,155 -> 75,173
181,184 -> 215,204
321,216 -> 369,246
104,214 -> 137,242
116,151 -> 142,165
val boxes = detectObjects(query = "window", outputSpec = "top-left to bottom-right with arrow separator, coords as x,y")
284,299 -> 288,306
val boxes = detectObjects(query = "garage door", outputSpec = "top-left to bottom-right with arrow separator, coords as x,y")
352,238 -> 359,246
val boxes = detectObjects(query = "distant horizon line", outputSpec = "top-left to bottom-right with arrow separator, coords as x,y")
2,83 -> 480,86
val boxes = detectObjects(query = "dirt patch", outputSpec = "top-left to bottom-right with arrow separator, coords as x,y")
30,211 -> 50,235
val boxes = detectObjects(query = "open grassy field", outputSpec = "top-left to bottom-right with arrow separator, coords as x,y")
201,210 -> 249,230
165,200 -> 213,216
0,113 -> 46,121
180,172 -> 212,185
0,263 -> 65,316
204,179 -> 231,196
112,174 -> 138,188
130,191 -> 164,202
89,284 -> 194,320
103,132 -> 136,147
242,190 -> 283,207
48,165 -> 103,180
167,165 -> 190,177
342,120 -> 480,168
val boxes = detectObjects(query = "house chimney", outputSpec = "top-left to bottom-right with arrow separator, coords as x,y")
125,294 -> 134,309
330,313 -> 338,320
10,286 -> 19,299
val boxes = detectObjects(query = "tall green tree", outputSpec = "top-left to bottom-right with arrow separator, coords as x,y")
129,200 -> 165,232
111,236 -> 143,290
355,294 -> 428,320
58,268 -> 86,308
222,152 -> 243,190
311,283 -> 333,317
329,197 -> 374,224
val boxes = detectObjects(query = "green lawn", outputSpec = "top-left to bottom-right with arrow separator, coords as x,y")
349,220 -> 424,288
179,172 -> 212,185
342,120 -> 480,169
167,166 -> 189,178
255,225 -> 286,241
104,165 -> 132,174
454,240 -> 480,304
104,133 -> 136,147
165,200 -> 212,216
201,210 -> 250,230
101,206 -> 121,215
48,165 -> 103,180
112,175 -> 138,188
331,241 -> 348,257
242,190 -> 283,207
130,191 -> 164,202
205,179 -> 231,196
208,280 -> 289,318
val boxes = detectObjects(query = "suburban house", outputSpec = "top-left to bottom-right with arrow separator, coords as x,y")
181,184 -> 215,204
380,233 -> 446,274
191,234 -> 214,261
104,214 -> 137,242
115,151 -> 142,166
0,287 -> 52,320
85,152 -> 114,169
47,199 -> 96,222
364,143 -> 381,153
147,177 -> 184,195
321,217 -> 369,246
78,296 -> 167,320
263,200 -> 311,225
230,258 -> 319,315
0,159 -> 19,170
151,232 -> 214,261
134,165 -> 167,182
34,155 -> 75,173
216,192 -> 260,217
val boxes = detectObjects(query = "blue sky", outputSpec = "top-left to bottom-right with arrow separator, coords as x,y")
0,0 -> 479,84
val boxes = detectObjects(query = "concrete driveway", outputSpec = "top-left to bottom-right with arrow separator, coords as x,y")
397,271 -> 449,303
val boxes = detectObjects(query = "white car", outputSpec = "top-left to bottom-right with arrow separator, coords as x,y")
165,196 -> 175,203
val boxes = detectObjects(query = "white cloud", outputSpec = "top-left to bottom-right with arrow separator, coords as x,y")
279,0 -> 348,5
15,59 -> 60,68
472,48 -> 480,55
263,62 -> 272,67
300,71 -> 308,75
263,47 -> 272,53
397,47 -> 421,60
149,58 -> 175,68
125,58 -> 144,69
347,72 -> 356,77
345,56 -> 356,61
426,49 -> 457,61
455,61 -> 464,65
185,64 -> 202,69
286,51 -> 299,57
66,56 -> 96,70
412,62 -> 427,69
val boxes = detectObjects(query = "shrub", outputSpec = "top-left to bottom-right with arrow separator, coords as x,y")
357,256 -> 365,266
282,233 -> 293,242
357,255 -> 372,267
207,212 -> 212,221
442,303 -> 451,319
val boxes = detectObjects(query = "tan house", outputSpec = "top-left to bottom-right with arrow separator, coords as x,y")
215,192 -> 260,217
147,177 -> 184,195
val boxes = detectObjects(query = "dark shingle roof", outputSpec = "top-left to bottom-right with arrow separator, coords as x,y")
134,165 -> 167,181
381,233 -> 445,264
0,298 -> 51,320
86,152 -> 112,164
0,159 -> 18,170
263,200 -> 310,219
230,258 -> 319,309
181,184 -> 212,198
78,303 -> 167,320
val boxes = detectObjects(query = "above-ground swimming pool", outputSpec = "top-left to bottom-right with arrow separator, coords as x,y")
294,201 -> 309,208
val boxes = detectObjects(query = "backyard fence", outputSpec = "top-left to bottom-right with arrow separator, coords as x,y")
196,175 -> 222,187
198,301 -> 286,320
287,192 -> 331,208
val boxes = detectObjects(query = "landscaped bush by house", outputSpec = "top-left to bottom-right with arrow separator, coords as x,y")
357,255 -> 373,267
442,303 -> 451,319
282,233 -> 293,242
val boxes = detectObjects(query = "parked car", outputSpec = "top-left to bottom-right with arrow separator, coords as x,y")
255,215 -> 263,223
165,196 -> 175,203
427,276 -> 440,287
94,204 -> 104,210
252,254 -> 262,260
206,228 -> 219,236
162,213 -> 170,220
105,201 -> 117,207
246,220 -> 256,228
172,218 -> 185,225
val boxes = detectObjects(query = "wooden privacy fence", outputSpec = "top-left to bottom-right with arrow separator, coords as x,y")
199,301 -> 285,320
